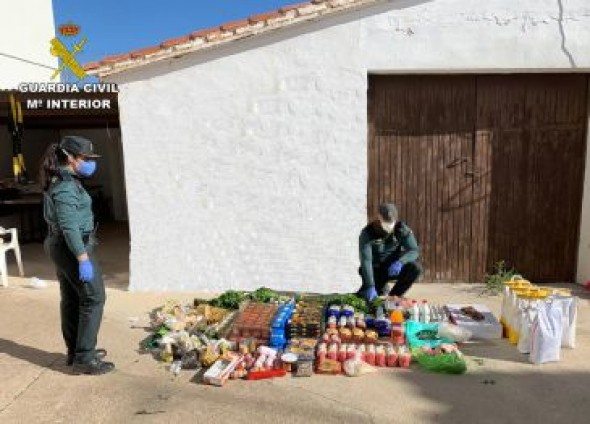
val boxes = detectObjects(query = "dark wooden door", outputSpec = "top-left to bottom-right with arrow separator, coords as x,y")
368,76 -> 477,281
368,74 -> 588,283
474,75 -> 588,282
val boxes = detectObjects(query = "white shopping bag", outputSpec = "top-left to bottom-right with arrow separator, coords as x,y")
517,306 -> 537,354
529,301 -> 563,364
551,296 -> 578,349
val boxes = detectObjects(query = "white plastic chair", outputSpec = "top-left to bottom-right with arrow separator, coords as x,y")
0,226 -> 24,287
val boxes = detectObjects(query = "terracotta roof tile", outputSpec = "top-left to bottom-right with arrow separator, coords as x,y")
249,11 -> 283,23
190,27 -> 222,40
84,61 -> 101,71
87,0 -> 381,76
220,19 -> 250,32
101,53 -> 131,64
161,35 -> 191,48
130,45 -> 161,58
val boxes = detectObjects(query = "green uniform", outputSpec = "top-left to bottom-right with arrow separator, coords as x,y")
358,221 -> 421,296
43,167 -> 105,364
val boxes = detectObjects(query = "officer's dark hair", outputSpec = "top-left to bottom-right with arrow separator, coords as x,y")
39,143 -> 70,191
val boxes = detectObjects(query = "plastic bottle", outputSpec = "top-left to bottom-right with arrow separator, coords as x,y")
421,300 -> 431,323
338,344 -> 348,362
410,300 -> 420,321
366,345 -> 376,365
359,344 -> 367,362
386,346 -> 398,367
390,307 -> 405,343
375,345 -> 386,367
346,344 -> 356,360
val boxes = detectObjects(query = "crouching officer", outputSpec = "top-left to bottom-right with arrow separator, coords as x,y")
40,136 -> 114,375
357,203 -> 421,302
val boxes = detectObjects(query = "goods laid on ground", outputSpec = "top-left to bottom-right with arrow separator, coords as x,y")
499,276 -> 578,364
140,281 -> 578,386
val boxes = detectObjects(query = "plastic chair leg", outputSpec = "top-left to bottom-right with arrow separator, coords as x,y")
14,245 -> 24,277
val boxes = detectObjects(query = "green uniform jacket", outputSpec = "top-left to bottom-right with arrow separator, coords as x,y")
43,167 -> 94,257
359,221 -> 420,288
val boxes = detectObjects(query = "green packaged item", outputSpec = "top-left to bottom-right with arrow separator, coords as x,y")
405,321 -> 454,349
414,351 -> 467,374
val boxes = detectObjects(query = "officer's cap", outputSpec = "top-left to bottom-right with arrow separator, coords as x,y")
378,203 -> 398,222
60,135 -> 101,158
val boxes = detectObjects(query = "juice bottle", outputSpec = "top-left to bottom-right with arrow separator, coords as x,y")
366,345 -> 376,365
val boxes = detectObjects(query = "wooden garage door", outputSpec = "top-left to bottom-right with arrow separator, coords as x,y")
368,74 -> 588,283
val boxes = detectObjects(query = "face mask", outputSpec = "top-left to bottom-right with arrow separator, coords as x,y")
76,159 -> 97,177
381,220 -> 396,234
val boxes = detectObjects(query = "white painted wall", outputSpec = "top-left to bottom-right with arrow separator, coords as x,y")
107,0 -> 590,292
0,0 -> 57,88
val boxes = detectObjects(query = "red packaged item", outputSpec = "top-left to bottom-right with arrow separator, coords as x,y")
398,347 -> 411,368
346,344 -> 356,360
359,344 -> 367,362
327,343 -> 338,361
386,347 -> 398,367
338,344 -> 347,362
366,345 -> 376,366
376,346 -> 386,367
246,368 -> 287,380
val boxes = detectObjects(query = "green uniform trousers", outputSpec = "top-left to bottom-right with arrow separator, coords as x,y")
44,234 -> 105,364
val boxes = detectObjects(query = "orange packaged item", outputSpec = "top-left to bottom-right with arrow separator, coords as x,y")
316,359 -> 342,375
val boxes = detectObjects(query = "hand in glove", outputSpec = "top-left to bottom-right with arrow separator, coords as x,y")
365,287 -> 378,302
79,259 -> 94,283
388,261 -> 403,277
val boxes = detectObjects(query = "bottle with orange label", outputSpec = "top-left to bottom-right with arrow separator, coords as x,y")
390,303 -> 405,344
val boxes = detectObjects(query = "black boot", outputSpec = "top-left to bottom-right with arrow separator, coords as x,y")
67,348 -> 107,366
72,357 -> 115,375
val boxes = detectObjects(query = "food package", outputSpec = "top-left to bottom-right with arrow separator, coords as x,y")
529,301 -> 563,365
294,360 -> 314,377
316,358 -> 342,375
339,328 -> 352,342
343,353 -> 377,377
550,295 -> 578,348
437,322 -> 472,343
203,354 -> 243,386
446,304 -> 503,339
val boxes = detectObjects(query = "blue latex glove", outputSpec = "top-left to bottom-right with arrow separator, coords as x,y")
388,261 -> 403,277
365,287 -> 378,302
79,259 -> 94,283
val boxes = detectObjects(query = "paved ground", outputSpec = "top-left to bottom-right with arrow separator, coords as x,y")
1,239 -> 589,423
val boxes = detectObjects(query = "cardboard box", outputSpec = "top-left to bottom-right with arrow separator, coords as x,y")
202,353 -> 242,386
446,304 -> 502,339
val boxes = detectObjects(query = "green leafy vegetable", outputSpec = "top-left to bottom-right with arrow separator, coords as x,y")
327,294 -> 368,313
209,290 -> 247,310
249,287 -> 278,303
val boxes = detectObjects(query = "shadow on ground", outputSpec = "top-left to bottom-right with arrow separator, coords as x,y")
0,338 -> 72,375
394,368 -> 590,423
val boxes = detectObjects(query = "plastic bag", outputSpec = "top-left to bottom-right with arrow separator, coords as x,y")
550,296 -> 577,348
414,350 -> 466,374
517,307 -> 537,354
343,353 -> 377,377
437,322 -> 472,343
529,301 -> 563,364
405,321 -> 454,349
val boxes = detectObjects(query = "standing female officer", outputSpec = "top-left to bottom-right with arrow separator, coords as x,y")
40,135 -> 114,375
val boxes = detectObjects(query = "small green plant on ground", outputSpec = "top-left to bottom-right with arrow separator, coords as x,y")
482,261 -> 519,295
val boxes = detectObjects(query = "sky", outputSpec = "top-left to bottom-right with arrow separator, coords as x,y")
52,0 -> 297,64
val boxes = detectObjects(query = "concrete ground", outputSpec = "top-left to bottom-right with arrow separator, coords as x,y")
1,230 -> 590,423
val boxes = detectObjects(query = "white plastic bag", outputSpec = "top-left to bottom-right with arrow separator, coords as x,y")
529,301 -> 563,364
517,306 -> 538,354
550,296 -> 577,348
343,353 -> 377,377
437,322 -> 472,343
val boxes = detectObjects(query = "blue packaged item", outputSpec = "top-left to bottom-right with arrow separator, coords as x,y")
327,305 -> 341,318
405,320 -> 453,348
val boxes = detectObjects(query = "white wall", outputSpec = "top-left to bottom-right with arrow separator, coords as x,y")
108,0 -> 590,292
0,0 -> 57,88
